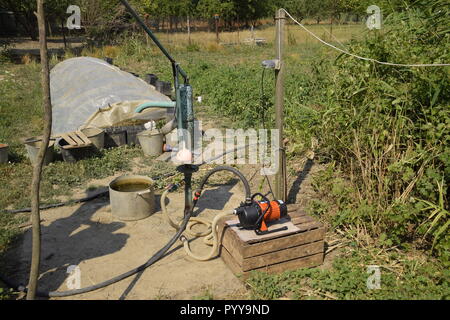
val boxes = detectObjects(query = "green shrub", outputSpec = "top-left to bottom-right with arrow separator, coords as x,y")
307,1 -> 449,262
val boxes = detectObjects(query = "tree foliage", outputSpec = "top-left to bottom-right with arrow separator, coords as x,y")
0,0 -> 380,39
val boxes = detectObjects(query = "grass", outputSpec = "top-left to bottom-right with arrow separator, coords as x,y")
149,23 -> 364,49
246,244 -> 450,300
0,21 -> 447,300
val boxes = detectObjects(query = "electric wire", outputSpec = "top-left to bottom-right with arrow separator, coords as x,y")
282,8 -> 450,68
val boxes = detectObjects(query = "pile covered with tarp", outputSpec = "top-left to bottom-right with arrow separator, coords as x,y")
50,57 -> 173,135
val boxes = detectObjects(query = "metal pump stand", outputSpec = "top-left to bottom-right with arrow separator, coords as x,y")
120,0 -> 198,216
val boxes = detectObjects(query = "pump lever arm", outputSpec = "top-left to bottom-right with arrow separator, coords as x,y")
119,0 -> 188,82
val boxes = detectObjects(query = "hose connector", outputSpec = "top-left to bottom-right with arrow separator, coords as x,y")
193,189 -> 202,202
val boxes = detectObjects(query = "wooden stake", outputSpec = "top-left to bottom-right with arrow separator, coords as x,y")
275,9 -> 286,202
187,15 -> 191,45
215,18 -> 219,43
27,0 -> 53,300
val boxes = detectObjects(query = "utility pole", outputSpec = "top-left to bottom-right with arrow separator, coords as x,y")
214,14 -> 220,43
237,16 -> 240,44
187,15 -> 191,45
274,9 -> 286,202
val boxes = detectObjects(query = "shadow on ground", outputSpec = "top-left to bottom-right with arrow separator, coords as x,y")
2,194 -> 128,297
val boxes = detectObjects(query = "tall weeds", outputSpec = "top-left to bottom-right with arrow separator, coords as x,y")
306,0 -> 449,262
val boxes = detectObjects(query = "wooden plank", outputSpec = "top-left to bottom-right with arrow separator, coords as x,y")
61,143 -> 93,150
75,131 -> 92,145
242,241 -> 324,271
68,132 -> 85,145
287,209 -> 308,216
220,245 -> 243,277
249,252 -> 324,275
241,227 -> 325,258
221,251 -> 324,280
60,133 -> 77,146
220,224 -> 244,259
244,220 -> 322,244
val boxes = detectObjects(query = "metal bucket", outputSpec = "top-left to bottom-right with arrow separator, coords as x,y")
24,137 -> 55,165
56,139 -> 97,163
80,127 -> 105,150
0,144 -> 8,164
109,175 -> 155,221
137,130 -> 164,157
104,127 -> 127,148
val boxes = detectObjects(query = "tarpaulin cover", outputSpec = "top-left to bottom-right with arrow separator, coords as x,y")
80,100 -> 172,130
50,57 -> 172,134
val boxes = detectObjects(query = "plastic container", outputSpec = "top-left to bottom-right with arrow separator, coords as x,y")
80,127 -> 105,150
103,127 -> 127,148
24,137 -> 55,165
145,74 -> 158,86
155,80 -> 172,97
109,175 -> 155,221
0,144 -> 8,164
125,124 -> 146,146
137,130 -> 164,157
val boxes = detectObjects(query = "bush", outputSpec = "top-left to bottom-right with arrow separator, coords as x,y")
305,1 -> 449,263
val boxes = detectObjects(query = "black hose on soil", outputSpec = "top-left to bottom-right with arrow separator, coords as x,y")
1,201 -> 194,298
1,166 -> 251,298
192,166 -> 251,210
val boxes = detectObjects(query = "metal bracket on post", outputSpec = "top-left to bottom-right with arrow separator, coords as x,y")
262,59 -> 281,70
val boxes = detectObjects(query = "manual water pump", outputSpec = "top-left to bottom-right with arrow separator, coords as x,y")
119,0 -> 197,216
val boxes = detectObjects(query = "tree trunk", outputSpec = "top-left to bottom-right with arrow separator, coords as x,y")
61,19 -> 67,49
27,0 -> 53,300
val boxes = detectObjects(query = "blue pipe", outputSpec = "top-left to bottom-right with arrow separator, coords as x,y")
135,101 -> 176,113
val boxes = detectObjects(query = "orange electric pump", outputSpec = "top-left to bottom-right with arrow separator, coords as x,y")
233,193 -> 288,235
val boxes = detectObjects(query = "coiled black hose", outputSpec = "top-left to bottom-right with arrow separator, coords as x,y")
192,166 -> 251,209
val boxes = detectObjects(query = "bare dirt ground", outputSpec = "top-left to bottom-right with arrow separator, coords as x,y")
2,108 -> 334,300
3,174 -> 249,300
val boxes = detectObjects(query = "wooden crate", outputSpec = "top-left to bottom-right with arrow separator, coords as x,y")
218,204 -> 325,278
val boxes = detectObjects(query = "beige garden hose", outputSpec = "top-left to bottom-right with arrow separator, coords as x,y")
161,189 -> 234,261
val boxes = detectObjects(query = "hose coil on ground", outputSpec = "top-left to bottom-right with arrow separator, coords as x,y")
162,166 -> 251,261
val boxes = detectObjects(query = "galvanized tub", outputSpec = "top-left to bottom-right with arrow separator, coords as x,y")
0,144 -> 8,164
109,175 -> 155,221
137,130 -> 163,157
24,137 -> 55,166
80,127 -> 105,150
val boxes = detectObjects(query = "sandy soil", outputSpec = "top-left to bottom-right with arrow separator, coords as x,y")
2,107 -> 334,300
2,175 -> 249,300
